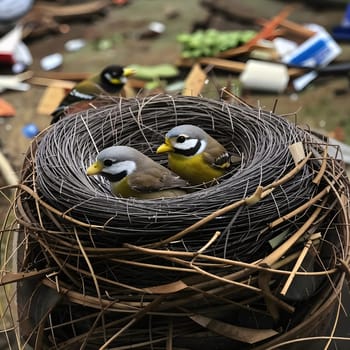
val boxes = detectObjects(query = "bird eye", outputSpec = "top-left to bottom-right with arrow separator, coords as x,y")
103,159 -> 113,167
176,135 -> 186,143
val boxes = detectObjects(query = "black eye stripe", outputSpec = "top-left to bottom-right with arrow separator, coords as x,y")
103,159 -> 113,167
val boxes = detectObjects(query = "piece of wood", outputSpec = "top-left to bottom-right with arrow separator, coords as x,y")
29,76 -> 76,89
289,142 -> 306,165
280,239 -> 313,295
37,85 -> 66,115
0,150 -> 18,186
182,63 -> 207,96
256,18 -> 315,39
218,6 -> 294,59
246,5 -> 295,49
179,57 -> 304,78
33,71 -> 90,81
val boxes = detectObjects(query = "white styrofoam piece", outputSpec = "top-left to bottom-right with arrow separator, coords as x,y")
273,37 -> 298,58
239,59 -> 289,93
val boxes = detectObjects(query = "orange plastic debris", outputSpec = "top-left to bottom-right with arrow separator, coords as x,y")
0,97 -> 16,117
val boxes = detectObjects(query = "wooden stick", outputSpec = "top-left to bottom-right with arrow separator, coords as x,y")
29,77 -> 76,89
257,18 -> 315,38
0,150 -> 18,186
218,6 -> 294,59
280,239 -> 313,295
289,142 -> 305,165
261,203 -> 324,267
313,144 -> 329,185
269,185 -> 330,229
246,5 -> 295,49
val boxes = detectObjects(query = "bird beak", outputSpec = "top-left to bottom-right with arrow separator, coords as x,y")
156,138 -> 174,153
86,160 -> 103,176
123,67 -> 136,77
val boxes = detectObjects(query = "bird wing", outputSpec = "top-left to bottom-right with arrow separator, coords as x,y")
203,137 -> 242,169
202,146 -> 232,169
50,77 -> 105,123
128,167 -> 187,193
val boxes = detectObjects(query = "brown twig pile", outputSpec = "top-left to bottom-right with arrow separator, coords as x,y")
1,94 -> 350,349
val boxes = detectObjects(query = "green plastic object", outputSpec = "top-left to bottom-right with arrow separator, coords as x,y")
129,64 -> 179,80
177,29 -> 256,58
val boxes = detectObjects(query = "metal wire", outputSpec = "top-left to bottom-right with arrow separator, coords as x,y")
11,94 -> 350,349
33,94 -> 321,261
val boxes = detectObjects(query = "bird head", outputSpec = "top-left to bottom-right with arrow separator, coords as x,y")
156,124 -> 207,157
100,65 -> 136,87
86,146 -> 137,182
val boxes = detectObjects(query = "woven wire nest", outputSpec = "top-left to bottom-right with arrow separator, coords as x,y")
34,94 -> 320,259
12,94 -> 350,349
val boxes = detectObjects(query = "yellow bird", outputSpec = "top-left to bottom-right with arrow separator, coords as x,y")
86,146 -> 188,199
157,124 -> 240,185
51,65 -> 135,124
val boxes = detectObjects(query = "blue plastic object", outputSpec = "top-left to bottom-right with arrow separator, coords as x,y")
332,3 -> 350,41
22,123 -> 39,138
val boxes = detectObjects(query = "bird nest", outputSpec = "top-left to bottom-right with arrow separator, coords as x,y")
6,94 -> 350,349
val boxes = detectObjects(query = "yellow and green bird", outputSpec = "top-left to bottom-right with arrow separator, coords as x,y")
157,124 -> 240,185
51,65 -> 135,124
86,145 -> 188,199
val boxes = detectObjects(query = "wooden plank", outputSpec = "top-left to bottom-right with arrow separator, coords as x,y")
37,85 -> 66,115
182,63 -> 207,96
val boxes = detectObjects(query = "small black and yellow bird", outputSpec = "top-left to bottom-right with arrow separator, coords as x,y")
86,145 -> 188,199
157,124 -> 240,185
51,65 -> 135,124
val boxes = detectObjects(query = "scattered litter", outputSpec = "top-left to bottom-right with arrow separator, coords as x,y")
273,37 -> 298,58
289,93 -> 299,101
282,24 -> 342,91
12,62 -> 27,74
22,123 -> 39,138
0,98 -> 16,118
13,40 -> 33,68
148,21 -> 166,34
0,70 -> 32,92
129,63 -> 179,80
37,86 -> 66,115
138,21 -> 166,39
0,149 -> 19,186
177,29 -> 256,58
40,53 -> 63,71
0,25 -> 23,65
332,3 -> 350,40
165,80 -> 185,92
239,59 -> 289,93
182,63 -> 207,96
94,38 -> 114,51
0,25 -> 32,71
64,39 -> 87,52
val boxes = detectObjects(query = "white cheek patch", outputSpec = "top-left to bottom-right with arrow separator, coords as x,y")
197,140 -> 207,154
174,139 -> 206,155
174,139 -> 197,150
103,160 -> 136,176
104,72 -> 112,81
